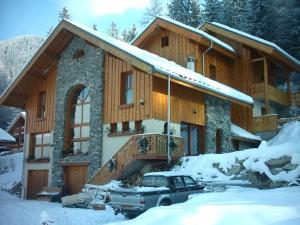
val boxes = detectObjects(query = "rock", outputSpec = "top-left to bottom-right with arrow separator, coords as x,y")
212,163 -> 220,169
283,163 -> 299,171
225,164 -> 243,176
235,158 -> 246,165
247,172 -> 271,189
265,156 -> 291,167
270,168 -> 284,175
269,181 -> 288,189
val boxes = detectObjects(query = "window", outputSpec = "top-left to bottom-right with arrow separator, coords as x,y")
120,72 -> 133,105
180,123 -> 205,156
209,64 -> 216,80
171,177 -> 184,188
30,133 -> 51,159
216,129 -> 222,154
122,122 -> 129,132
110,123 -> 117,133
183,176 -> 196,187
135,120 -> 142,132
69,87 -> 90,154
37,91 -> 46,118
161,36 -> 169,47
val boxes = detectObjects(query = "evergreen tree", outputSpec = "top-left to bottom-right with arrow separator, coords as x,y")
122,24 -> 138,43
58,7 -> 71,21
202,0 -> 223,22
107,22 -> 120,39
141,0 -> 164,25
167,0 -> 202,27
92,23 -> 98,31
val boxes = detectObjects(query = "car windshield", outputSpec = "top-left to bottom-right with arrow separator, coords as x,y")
140,176 -> 168,187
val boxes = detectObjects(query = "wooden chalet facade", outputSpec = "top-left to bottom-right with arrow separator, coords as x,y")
6,112 -> 25,150
0,16 -> 298,199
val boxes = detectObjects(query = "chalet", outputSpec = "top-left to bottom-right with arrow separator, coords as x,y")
1,16 -> 298,199
6,112 -> 25,150
0,127 -> 16,152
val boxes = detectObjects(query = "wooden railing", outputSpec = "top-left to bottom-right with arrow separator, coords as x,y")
87,133 -> 184,185
252,83 -> 289,106
291,92 -> 300,106
252,114 -> 278,132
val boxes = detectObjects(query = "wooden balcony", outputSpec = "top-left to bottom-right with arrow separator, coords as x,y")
291,92 -> 300,106
252,83 -> 289,106
253,114 -> 278,132
87,133 -> 184,185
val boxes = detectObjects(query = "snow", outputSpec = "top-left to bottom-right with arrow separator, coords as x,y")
208,22 -> 300,68
63,19 -> 253,105
132,16 -> 235,54
0,152 -> 22,190
144,171 -> 190,177
174,121 -> 300,183
231,123 -> 262,141
0,127 -> 15,142
108,186 -> 300,225
0,191 -> 125,225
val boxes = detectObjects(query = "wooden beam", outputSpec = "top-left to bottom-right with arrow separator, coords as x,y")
43,51 -> 60,60
263,57 -> 270,114
251,57 -> 265,63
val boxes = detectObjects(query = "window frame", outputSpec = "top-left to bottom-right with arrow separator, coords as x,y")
30,132 -> 51,160
37,91 -> 46,119
161,35 -> 169,48
120,72 -> 134,105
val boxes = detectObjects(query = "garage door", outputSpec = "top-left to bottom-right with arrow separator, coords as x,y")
27,170 -> 48,199
64,165 -> 88,195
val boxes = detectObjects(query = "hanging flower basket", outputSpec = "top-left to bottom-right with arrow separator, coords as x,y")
107,157 -> 117,172
137,136 -> 150,154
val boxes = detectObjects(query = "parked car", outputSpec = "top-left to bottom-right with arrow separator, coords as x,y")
108,171 -> 204,218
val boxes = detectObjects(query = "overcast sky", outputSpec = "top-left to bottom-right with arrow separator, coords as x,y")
0,0 -> 170,40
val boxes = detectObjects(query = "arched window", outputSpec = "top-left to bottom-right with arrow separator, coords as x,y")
67,86 -> 90,155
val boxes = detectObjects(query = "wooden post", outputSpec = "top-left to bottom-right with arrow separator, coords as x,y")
263,57 -> 270,114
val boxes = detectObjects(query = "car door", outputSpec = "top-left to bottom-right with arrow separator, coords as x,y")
170,176 -> 188,203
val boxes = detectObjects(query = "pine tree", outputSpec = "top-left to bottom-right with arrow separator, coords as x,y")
92,23 -> 98,31
167,0 -> 202,27
202,0 -> 223,22
107,22 -> 120,39
141,0 -> 164,25
122,24 -> 138,43
58,7 -> 71,21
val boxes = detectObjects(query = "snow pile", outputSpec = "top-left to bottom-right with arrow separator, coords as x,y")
231,124 -> 261,141
108,186 -> 300,225
0,152 -> 23,191
0,191 -> 124,225
174,122 -> 300,183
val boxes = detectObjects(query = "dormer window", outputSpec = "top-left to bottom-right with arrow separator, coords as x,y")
161,36 -> 169,48
187,57 -> 195,71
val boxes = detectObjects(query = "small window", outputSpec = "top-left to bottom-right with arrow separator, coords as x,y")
187,57 -> 195,71
120,72 -> 133,105
37,91 -> 46,118
122,122 -> 129,132
161,36 -> 169,47
30,132 -> 51,160
110,123 -> 117,133
209,65 -> 216,80
135,120 -> 142,132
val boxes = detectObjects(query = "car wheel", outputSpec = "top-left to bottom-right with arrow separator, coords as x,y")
125,213 -> 137,219
159,200 -> 171,206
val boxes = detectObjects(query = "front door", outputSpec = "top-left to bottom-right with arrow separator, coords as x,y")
180,123 -> 205,156
64,165 -> 88,195
27,170 -> 48,199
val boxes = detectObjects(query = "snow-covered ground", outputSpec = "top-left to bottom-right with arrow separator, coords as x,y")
108,186 -> 300,225
0,191 -> 124,225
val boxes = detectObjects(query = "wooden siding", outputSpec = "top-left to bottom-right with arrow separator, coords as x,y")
104,53 -> 152,123
152,76 -> 205,125
25,63 -> 57,133
27,170 -> 48,199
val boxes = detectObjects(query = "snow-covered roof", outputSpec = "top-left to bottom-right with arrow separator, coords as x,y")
231,124 -> 262,142
132,16 -> 235,54
0,128 -> 16,142
65,20 -> 253,105
6,112 -> 25,132
204,22 -> 300,68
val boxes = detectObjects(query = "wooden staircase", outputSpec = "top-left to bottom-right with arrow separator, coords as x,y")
87,133 -> 184,185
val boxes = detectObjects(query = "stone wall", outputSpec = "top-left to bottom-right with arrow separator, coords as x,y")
52,37 -> 104,187
205,95 -> 231,153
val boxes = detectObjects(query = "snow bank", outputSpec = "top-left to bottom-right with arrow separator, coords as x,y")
174,122 -> 300,184
231,124 -> 261,141
0,152 -> 23,191
108,186 -> 300,225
